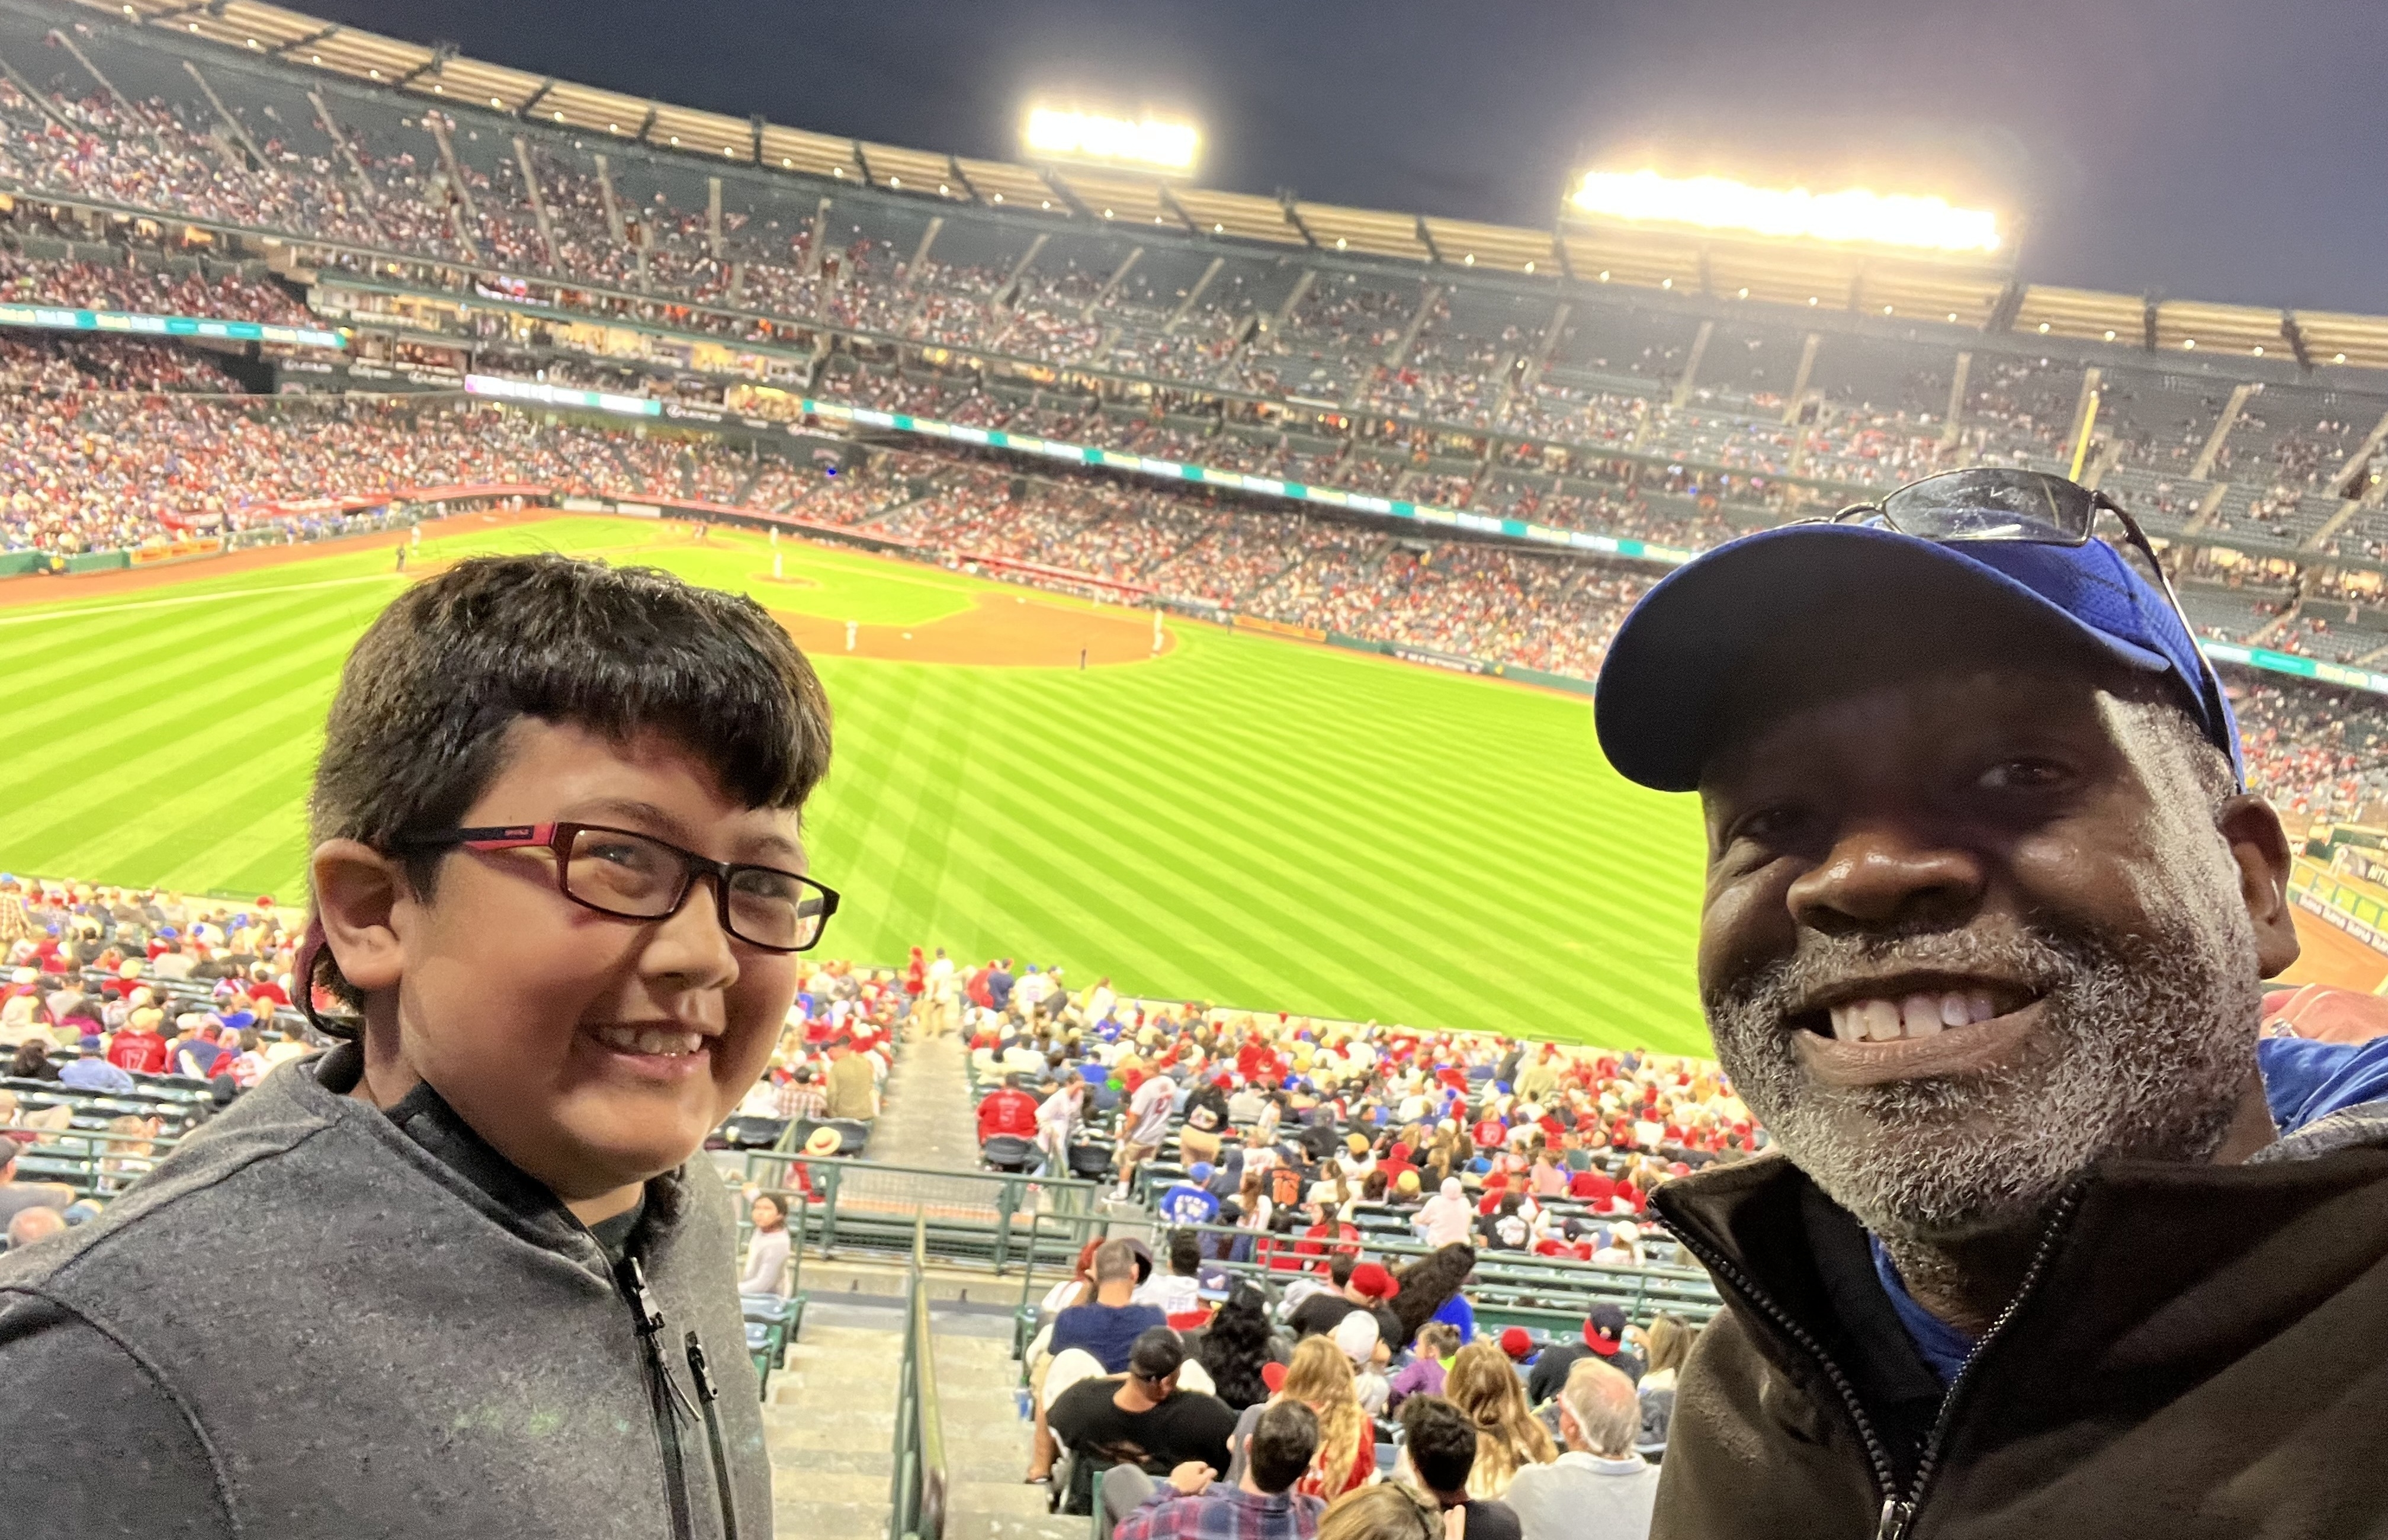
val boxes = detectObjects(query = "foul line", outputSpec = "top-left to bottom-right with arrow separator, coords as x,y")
0,572 -> 405,626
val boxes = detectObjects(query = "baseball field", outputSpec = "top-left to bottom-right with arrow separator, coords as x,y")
0,512 -> 1719,1054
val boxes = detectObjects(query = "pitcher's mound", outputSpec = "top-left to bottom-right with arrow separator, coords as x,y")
771,590 -> 1171,668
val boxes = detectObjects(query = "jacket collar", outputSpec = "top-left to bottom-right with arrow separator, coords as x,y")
300,1041 -> 689,1276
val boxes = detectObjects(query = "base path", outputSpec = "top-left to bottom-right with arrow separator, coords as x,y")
769,589 -> 1173,670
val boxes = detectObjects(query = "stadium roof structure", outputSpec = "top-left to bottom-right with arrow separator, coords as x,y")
76,0 -> 2388,372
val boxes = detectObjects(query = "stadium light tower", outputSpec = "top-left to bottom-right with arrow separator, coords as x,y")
1022,105 -> 1201,175
1566,167 -> 2004,258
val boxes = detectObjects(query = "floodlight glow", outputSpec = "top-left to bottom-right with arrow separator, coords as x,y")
1569,169 -> 2001,255
1024,108 -> 1199,173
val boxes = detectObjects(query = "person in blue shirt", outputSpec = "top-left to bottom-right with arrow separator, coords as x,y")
1157,1162 -> 1222,1227
57,1055 -> 136,1093
1591,470 -> 2388,1536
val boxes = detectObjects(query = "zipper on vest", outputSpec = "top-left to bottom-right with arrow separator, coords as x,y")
686,1329 -> 743,1540
1658,1179 -> 2087,1540
619,1255 -> 699,1540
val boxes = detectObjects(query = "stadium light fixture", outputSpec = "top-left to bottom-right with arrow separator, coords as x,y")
1023,107 -> 1200,174
1569,168 -> 2001,255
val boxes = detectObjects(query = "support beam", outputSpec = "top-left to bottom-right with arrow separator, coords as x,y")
945,155 -> 980,204
1272,268 -> 1317,328
1164,256 -> 1224,333
272,24 -> 342,58
182,60 -> 264,168
1942,351 -> 1972,444
512,135 -> 558,267
1279,194 -> 1318,249
2283,311 -> 2313,371
2143,294 -> 2160,354
1037,167 -> 1087,219
307,89 -> 378,207
751,113 -> 766,168
46,28 -> 124,105
1497,300 -> 1568,420
1381,281 -> 1442,368
853,143 -> 878,187
805,196 -> 832,277
1413,216 -> 1443,265
634,105 -> 658,146
395,44 -> 453,89
2190,381 -> 2255,481
994,232 -> 1047,305
425,112 -> 477,223
2328,410 -> 2388,499
1549,227 -> 1574,283
1158,184 -> 1201,238
707,175 -> 723,259
0,47 -> 75,136
1671,319 -> 1715,408
592,153 -> 624,244
1082,246 -> 1144,322
901,215 -> 943,288
516,78 -> 554,121
1782,333 -> 1821,426
1986,280 -> 2026,334
2181,482 -> 2230,535
2066,367 -> 2104,463
2304,499 -> 2363,551
447,201 -> 483,265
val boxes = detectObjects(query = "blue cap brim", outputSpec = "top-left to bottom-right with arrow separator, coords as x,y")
1594,524 -> 2191,793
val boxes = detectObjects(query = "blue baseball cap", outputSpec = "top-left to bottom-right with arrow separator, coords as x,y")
1595,522 -> 2240,793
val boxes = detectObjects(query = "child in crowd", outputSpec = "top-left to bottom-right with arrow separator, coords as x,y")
0,553 -> 836,1539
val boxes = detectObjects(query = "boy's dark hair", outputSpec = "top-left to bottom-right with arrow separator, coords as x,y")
1247,1400 -> 1321,1494
306,553 -> 831,1022
1169,1228 -> 1202,1278
1396,1395 -> 1479,1496
1329,1251 -> 1357,1288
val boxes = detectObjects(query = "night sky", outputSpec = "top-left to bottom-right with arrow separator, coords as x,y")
301,0 -> 2388,312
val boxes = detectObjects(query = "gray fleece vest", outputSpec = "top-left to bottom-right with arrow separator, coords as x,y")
0,1042 -> 772,1539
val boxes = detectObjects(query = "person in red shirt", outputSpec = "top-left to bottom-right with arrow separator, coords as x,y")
105,1007 -> 170,1075
245,966 -> 290,1009
977,1074 -> 1041,1144
1296,1208 -> 1361,1273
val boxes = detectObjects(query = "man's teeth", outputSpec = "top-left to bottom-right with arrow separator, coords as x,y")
593,1024 -> 707,1057
1828,991 -> 2005,1044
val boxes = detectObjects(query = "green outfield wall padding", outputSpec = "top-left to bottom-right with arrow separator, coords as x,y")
62,550 -> 130,574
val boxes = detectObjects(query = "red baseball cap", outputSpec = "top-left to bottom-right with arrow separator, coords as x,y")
1261,1361 -> 1289,1394
1498,1327 -> 1533,1361
1348,1262 -> 1401,1301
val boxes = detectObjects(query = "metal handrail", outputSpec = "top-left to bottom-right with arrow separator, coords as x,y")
892,1209 -> 948,1540
740,1151 -> 1102,1273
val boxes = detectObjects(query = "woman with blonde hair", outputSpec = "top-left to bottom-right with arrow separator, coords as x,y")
1282,1332 -> 1375,1502
1318,1483 -> 1442,1540
1442,1341 -> 1555,1498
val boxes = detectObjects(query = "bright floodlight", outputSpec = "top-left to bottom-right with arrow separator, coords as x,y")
1023,107 -> 1199,174
1570,169 -> 2001,255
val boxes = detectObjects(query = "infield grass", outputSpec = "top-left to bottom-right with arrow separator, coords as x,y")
0,516 -> 1715,1054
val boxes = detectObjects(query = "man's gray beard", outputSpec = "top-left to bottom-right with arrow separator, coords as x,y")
1703,906 -> 2265,1243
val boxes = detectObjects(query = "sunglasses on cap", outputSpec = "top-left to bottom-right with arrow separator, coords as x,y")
1820,467 -> 2229,779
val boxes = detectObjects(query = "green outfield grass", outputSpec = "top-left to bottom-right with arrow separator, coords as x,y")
0,516 -> 1715,1054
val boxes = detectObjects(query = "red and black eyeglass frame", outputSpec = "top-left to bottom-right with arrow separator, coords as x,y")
396,821 -> 840,954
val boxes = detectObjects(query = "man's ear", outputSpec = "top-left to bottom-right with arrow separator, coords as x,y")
310,839 -> 410,996
2219,795 -> 2300,979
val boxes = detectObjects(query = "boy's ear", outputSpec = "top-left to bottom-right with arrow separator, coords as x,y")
310,840 -> 409,995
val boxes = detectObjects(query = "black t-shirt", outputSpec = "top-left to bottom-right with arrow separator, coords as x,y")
1526,1341 -> 1646,1406
1288,1292 -> 1359,1340
1047,1379 -> 1239,1474
1450,1499 -> 1521,1540
589,1197 -> 647,1268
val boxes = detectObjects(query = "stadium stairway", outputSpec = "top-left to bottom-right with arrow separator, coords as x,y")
759,1026 -> 1079,1540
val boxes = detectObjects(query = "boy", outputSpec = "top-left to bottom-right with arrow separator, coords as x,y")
0,554 -> 834,1539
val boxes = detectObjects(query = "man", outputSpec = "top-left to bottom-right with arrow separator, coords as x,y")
925,947 -> 958,1037
977,1073 -> 1042,1144
1156,1163 -> 1222,1228
987,958 -> 1016,1013
1049,1239 -> 1165,1371
1398,1394 -> 1523,1540
1116,1067 -> 1178,1199
0,1144 -> 71,1231
774,1064 -> 828,1124
1109,1398 -> 1325,1540
1049,1327 -> 1238,1517
1503,1360 -> 1658,1540
5,1204 -> 66,1252
56,1053 -> 135,1093
1288,1257 -> 1399,1340
104,1007 -> 168,1076
1527,1304 -> 1642,1405
822,1035 -> 877,1120
1591,470 -> 2388,1536
1036,1067 -> 1089,1178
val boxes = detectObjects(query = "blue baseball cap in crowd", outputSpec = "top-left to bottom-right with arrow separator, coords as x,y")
1594,519 -> 2241,794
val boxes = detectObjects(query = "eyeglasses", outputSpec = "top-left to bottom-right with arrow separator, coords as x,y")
1827,467 -> 2231,777
400,822 -> 840,953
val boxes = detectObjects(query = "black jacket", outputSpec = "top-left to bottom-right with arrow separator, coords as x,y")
1647,1102 -> 2388,1539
